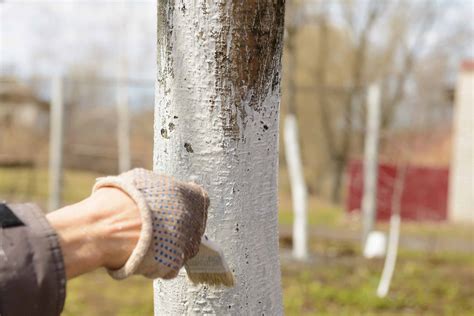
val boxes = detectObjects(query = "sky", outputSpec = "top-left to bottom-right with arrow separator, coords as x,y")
0,0 -> 472,82
0,0 -> 156,80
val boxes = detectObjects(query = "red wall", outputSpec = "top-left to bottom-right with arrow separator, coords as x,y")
346,160 -> 449,221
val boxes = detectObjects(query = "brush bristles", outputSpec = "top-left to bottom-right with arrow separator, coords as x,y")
184,236 -> 235,287
186,271 -> 235,287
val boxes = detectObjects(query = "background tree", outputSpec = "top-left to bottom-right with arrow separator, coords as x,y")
283,0 -> 469,203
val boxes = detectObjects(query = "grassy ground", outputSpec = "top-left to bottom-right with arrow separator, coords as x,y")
0,167 -> 100,209
1,167 -> 473,315
282,243 -> 474,316
62,241 -> 474,316
278,197 -> 343,227
64,273 -> 154,316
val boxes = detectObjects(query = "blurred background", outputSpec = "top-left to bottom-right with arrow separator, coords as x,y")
1,0 -> 473,315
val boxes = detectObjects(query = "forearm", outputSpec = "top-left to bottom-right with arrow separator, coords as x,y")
46,187 -> 141,279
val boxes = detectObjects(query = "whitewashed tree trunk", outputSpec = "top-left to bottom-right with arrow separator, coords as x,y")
377,165 -> 406,298
376,213 -> 400,297
361,84 -> 381,249
284,114 -> 308,259
284,15 -> 308,260
153,1 -> 285,315
48,75 -> 64,211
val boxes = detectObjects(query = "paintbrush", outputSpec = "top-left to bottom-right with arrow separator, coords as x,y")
184,235 -> 235,287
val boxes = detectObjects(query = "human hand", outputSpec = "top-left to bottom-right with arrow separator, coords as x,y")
93,168 -> 209,280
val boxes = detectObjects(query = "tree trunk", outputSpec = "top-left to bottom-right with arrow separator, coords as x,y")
284,21 -> 308,260
284,114 -> 308,260
330,157 -> 345,204
361,84 -> 381,249
153,1 -> 285,315
377,165 -> 406,297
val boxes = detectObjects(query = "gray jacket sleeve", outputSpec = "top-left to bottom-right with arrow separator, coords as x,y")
0,203 -> 66,316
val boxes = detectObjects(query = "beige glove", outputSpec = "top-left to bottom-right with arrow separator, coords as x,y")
92,168 -> 209,280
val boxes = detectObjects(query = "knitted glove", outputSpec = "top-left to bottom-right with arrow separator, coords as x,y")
92,168 -> 209,280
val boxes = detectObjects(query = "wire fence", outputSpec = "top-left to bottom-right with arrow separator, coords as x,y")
0,76 -> 154,207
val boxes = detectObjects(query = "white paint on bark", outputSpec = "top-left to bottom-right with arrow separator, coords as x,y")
284,114 -> 308,260
377,165 -> 405,298
362,83 -> 381,249
376,213 -> 400,298
48,75 -> 64,212
153,1 -> 284,315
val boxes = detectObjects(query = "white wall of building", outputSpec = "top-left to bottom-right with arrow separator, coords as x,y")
449,62 -> 474,223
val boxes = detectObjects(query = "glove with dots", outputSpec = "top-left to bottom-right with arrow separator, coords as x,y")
92,168 -> 209,280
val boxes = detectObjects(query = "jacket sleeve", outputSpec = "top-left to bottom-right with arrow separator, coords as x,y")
0,203 -> 66,316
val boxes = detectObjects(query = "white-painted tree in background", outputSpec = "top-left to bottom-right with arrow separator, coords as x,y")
377,164 -> 406,297
153,1 -> 285,315
361,84 -> 381,249
283,0 -> 313,261
284,114 -> 308,260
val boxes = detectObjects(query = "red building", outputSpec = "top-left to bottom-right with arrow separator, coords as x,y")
346,160 -> 449,221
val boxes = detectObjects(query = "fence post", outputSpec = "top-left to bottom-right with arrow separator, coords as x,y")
48,75 -> 64,211
116,83 -> 130,173
116,0 -> 131,173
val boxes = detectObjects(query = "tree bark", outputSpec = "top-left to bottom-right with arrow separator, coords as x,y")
153,1 -> 285,315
